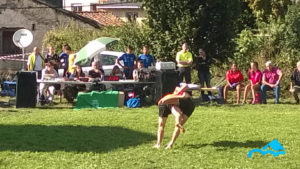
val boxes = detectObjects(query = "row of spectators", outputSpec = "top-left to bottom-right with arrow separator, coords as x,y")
218,61 -> 300,104
29,44 -> 155,104
175,43 -> 300,104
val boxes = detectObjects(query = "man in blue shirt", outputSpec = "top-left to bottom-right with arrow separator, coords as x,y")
116,46 -> 136,79
59,44 -> 69,77
138,45 -> 155,68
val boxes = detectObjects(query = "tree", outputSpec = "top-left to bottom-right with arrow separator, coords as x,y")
141,0 -> 252,62
246,0 -> 291,22
233,2 -> 300,91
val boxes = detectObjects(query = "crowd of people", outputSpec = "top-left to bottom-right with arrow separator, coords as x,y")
175,43 -> 300,104
24,42 -> 300,149
155,42 -> 300,149
27,42 -> 300,105
27,44 -> 155,104
216,60 -> 300,104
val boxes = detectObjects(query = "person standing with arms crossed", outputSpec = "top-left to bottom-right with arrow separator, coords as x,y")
176,43 -> 193,84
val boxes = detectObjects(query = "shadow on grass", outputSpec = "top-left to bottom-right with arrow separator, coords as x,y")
0,101 -> 13,108
0,125 -> 155,152
186,140 -> 268,150
37,106 -> 73,110
191,98 -> 224,107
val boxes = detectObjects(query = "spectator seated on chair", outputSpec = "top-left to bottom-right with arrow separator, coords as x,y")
132,60 -> 144,81
110,65 -> 123,79
242,62 -> 262,104
261,61 -> 283,104
289,61 -> 300,104
39,61 -> 58,104
223,63 -> 244,104
88,61 -> 105,91
88,61 -> 104,82
65,64 -> 86,103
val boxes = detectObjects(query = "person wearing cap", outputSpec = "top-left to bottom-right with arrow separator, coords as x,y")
261,61 -> 283,104
39,61 -> 58,103
290,61 -> 300,104
176,43 -> 193,84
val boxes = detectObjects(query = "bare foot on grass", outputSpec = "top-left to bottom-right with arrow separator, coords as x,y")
165,143 -> 173,149
153,144 -> 160,149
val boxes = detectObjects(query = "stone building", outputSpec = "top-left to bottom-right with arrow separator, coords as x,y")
0,0 -> 100,71
63,0 -> 145,23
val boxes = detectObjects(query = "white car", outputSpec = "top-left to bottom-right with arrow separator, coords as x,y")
82,51 -> 124,76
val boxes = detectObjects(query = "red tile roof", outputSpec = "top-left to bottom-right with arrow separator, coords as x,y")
77,10 -> 123,26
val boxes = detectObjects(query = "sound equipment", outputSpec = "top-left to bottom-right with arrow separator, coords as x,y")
155,62 -> 176,70
154,70 -> 179,102
16,71 -> 37,108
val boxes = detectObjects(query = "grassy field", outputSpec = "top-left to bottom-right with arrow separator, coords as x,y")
0,99 -> 299,169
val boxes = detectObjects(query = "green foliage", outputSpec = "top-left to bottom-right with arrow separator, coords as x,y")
43,22 -> 151,56
284,4 -> 300,51
142,0 -> 251,62
43,1 -> 257,64
246,0 -> 292,22
233,3 -> 300,91
233,29 -> 261,70
0,103 -> 300,168
42,22 -> 104,54
106,22 -> 152,55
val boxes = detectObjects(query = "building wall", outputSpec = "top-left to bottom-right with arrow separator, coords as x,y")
103,8 -> 145,23
0,0 -> 98,71
0,0 -> 98,54
39,0 -> 63,8
63,0 -> 100,12
62,0 -> 146,23
63,0 -> 134,12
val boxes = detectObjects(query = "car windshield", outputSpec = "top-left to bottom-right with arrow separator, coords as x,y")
100,54 -> 117,65
81,54 -> 118,67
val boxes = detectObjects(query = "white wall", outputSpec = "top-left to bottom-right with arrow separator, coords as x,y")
63,0 -> 99,11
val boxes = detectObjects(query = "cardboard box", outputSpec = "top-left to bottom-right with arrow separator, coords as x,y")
118,91 -> 125,107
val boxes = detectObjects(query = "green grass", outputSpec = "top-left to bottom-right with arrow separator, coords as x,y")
0,100 -> 299,168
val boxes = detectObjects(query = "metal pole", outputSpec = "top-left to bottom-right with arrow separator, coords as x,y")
22,47 -> 25,71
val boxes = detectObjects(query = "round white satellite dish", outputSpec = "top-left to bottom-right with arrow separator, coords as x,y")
13,29 -> 33,48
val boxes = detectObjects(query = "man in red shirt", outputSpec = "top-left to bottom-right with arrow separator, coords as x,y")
223,63 -> 244,104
